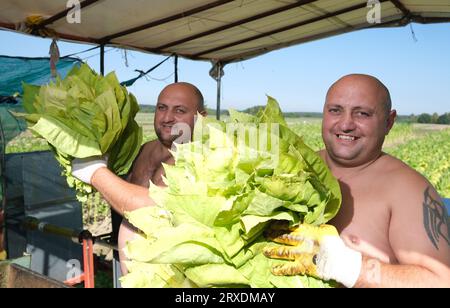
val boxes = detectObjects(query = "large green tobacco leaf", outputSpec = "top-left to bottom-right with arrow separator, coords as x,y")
14,63 -> 143,201
30,115 -> 102,157
123,97 -> 342,288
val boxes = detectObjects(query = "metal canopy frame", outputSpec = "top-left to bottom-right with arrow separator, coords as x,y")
0,0 -> 449,116
1,1 -> 449,63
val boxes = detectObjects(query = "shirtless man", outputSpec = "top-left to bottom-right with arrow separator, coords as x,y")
72,82 -> 206,273
127,82 -> 205,187
121,82 -> 206,272
74,77 -> 449,287
265,74 -> 450,287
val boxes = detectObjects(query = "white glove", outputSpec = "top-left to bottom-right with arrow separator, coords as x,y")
263,223 -> 362,288
71,156 -> 108,184
315,234 -> 362,288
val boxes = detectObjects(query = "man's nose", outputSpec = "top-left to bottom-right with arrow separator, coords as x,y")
162,110 -> 175,122
339,113 -> 356,132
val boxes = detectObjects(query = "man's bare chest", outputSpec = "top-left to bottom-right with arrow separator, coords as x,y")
330,180 -> 397,263
144,153 -> 174,184
129,149 -> 173,187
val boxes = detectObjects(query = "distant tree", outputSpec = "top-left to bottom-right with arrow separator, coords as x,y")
431,112 -> 439,124
417,113 -> 432,123
242,106 -> 265,115
139,105 -> 156,113
437,113 -> 450,125
409,113 -> 417,123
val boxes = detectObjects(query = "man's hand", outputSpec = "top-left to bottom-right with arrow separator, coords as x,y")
71,156 -> 108,184
263,221 -> 362,288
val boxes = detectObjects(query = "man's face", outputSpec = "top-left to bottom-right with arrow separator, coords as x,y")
322,77 -> 396,167
154,84 -> 201,147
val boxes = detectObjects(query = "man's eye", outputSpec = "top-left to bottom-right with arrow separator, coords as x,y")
157,105 -> 166,110
176,109 -> 186,114
357,111 -> 370,117
329,108 -> 340,113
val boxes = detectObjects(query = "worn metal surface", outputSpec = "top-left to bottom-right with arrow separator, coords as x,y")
0,262 -> 68,288
1,1 -> 450,63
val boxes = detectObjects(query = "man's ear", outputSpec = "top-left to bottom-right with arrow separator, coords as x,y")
386,109 -> 397,133
199,110 -> 207,117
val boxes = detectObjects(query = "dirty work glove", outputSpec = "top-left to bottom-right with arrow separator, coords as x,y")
0,250 -> 6,261
263,221 -> 362,288
71,156 -> 107,184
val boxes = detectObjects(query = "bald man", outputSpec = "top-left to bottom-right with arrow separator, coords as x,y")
72,82 -> 206,274
264,74 -> 449,288
80,83 -> 205,213
116,82 -> 206,273
320,74 -> 450,287
127,82 -> 206,187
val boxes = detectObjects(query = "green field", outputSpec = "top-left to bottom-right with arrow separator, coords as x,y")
6,113 -> 450,199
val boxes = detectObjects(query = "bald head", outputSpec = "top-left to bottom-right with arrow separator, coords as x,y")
154,82 -> 206,148
322,74 -> 397,167
158,82 -> 205,112
327,74 -> 392,116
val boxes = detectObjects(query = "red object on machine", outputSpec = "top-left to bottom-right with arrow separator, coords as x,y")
22,217 -> 96,288
64,235 -> 95,288
0,209 -> 5,261
82,236 -> 95,288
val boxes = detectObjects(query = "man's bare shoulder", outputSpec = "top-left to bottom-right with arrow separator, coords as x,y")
127,139 -> 166,185
134,139 -> 163,160
380,155 -> 450,273
377,153 -> 429,187
378,153 -> 441,209
140,139 -> 161,153
127,140 -> 160,178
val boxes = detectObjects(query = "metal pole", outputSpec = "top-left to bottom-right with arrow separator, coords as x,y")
174,54 -> 178,82
216,62 -> 222,120
22,217 -> 116,251
100,44 -> 105,76
22,217 -> 80,243
23,217 -> 104,288
0,119 -> 6,260
82,237 -> 95,288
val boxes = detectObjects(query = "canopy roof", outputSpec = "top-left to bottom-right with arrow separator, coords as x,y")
1,0 -> 449,64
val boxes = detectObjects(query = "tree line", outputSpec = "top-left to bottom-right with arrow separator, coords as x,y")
410,112 -> 450,125
139,104 -> 449,125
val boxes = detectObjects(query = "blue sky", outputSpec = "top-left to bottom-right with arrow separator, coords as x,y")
0,22 -> 449,115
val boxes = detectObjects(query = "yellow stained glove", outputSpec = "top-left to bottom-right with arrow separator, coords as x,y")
0,250 -> 6,261
263,221 -> 362,288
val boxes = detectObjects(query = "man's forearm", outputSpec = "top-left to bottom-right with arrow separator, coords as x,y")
354,256 -> 450,288
91,167 -> 155,216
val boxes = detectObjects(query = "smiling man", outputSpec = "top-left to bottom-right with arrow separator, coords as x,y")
72,82 -> 207,276
315,74 -> 449,287
321,74 -> 395,168
265,74 -> 449,287
119,82 -> 206,273
127,82 -> 206,187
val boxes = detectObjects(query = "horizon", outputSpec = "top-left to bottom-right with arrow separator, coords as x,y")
137,103 -> 444,118
1,23 -> 449,114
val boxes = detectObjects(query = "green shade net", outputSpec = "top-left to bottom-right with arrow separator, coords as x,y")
0,55 -> 81,142
0,55 -> 80,96
0,55 -> 81,201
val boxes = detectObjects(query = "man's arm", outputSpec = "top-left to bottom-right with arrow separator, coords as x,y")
355,256 -> 449,288
91,167 -> 155,216
356,179 -> 450,288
